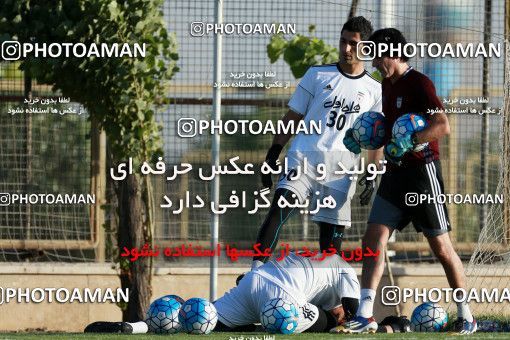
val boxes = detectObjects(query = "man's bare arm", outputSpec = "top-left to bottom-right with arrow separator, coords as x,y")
260,109 -> 304,188
415,112 -> 450,143
367,148 -> 384,169
271,110 -> 304,147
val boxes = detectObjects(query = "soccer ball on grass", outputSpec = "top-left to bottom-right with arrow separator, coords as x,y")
260,298 -> 299,334
164,294 -> 185,304
410,302 -> 448,332
178,297 -> 218,334
145,295 -> 182,334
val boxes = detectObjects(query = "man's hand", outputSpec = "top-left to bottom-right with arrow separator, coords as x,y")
384,142 -> 404,165
358,173 -> 376,206
394,133 -> 415,152
343,128 -> 361,154
384,136 -> 411,165
379,315 -> 412,333
384,133 -> 417,165
261,144 -> 283,188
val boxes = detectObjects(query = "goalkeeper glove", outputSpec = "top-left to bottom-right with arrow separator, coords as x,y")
394,133 -> 416,152
261,144 -> 283,189
384,133 -> 417,165
378,315 -> 411,333
343,128 -> 361,154
358,172 -> 376,206
384,142 -> 404,165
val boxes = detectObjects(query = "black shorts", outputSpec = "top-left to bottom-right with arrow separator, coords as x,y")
368,160 -> 451,237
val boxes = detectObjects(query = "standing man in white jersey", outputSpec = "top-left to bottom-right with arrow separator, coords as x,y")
249,16 -> 383,272
215,253 -> 361,333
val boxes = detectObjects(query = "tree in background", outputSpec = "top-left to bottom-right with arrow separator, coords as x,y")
267,25 -> 338,78
0,0 -> 178,321
267,24 -> 382,81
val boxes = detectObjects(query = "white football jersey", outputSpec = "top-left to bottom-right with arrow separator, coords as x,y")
287,63 -> 382,187
253,252 -> 360,311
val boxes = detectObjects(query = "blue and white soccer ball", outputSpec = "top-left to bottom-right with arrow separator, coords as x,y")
352,111 -> 386,150
164,294 -> 185,305
145,295 -> 182,334
410,302 -> 448,332
178,297 -> 218,334
392,113 -> 429,151
260,298 -> 299,334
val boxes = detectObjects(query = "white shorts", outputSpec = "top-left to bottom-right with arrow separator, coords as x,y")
214,272 -> 319,333
275,155 -> 356,227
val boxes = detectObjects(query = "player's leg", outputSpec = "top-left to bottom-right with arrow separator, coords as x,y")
408,161 -> 476,333
426,233 -> 475,332
415,161 -> 476,334
312,179 -> 353,254
340,170 -> 407,333
340,297 -> 359,321
236,183 -> 304,284
302,306 -> 339,333
426,235 -> 466,294
318,222 -> 345,254
235,152 -> 313,283
358,223 -> 392,316
358,188 -> 405,320
408,161 -> 476,334
338,223 -> 392,334
252,187 -> 299,265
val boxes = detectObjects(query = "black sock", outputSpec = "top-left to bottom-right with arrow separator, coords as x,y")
253,188 -> 298,263
318,222 -> 345,254
341,297 -> 359,321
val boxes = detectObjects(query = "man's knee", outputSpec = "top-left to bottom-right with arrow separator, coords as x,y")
362,224 -> 392,247
427,233 -> 455,261
434,244 -> 450,261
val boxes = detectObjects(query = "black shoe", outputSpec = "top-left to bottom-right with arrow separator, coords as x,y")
451,317 -> 477,334
84,321 -> 134,333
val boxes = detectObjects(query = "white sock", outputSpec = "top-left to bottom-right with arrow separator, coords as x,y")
457,302 -> 473,322
251,260 -> 264,270
356,289 -> 376,318
127,321 -> 148,334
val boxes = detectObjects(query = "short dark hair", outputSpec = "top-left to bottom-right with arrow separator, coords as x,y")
341,16 -> 373,41
369,28 -> 410,62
